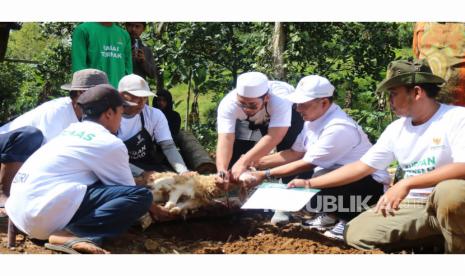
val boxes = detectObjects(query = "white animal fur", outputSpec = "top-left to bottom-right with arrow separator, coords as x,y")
138,171 -> 221,229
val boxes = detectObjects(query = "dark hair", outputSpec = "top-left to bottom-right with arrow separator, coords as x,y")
69,90 -> 82,100
81,106 -> 118,121
405,83 -> 441,98
126,22 -> 146,28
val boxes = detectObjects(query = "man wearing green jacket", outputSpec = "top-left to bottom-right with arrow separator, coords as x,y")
72,22 -> 133,87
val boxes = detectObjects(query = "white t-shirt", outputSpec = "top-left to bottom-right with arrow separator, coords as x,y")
117,105 -> 172,143
292,104 -> 391,185
361,104 -> 465,198
217,81 -> 294,135
5,121 -> 135,240
0,97 -> 79,144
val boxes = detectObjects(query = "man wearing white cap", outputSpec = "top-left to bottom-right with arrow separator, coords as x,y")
242,75 -> 390,239
216,72 -> 303,187
117,74 -> 189,175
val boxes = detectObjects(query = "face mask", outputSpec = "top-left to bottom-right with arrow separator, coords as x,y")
122,113 -> 137,119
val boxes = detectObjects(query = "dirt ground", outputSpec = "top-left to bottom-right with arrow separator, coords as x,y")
0,210 -> 385,254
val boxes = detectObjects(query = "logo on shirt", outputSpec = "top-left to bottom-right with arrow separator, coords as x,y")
430,136 -> 445,150
136,134 -> 144,145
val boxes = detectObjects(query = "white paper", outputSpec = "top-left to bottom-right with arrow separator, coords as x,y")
241,182 -> 320,212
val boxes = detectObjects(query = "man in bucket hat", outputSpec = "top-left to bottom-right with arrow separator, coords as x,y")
5,84 -> 152,254
241,75 -> 390,240
288,59 -> 465,253
0,68 -> 109,143
0,69 -> 109,211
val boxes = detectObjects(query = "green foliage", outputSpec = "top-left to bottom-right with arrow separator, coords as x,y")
2,22 -> 413,149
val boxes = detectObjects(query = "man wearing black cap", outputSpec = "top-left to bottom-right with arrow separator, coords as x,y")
0,69 -> 108,212
5,84 -> 152,254
288,59 -> 465,253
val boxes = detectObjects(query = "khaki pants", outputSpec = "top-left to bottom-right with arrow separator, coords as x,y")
345,179 -> 465,253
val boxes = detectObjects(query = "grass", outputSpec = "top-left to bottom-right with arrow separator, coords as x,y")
149,83 -> 218,128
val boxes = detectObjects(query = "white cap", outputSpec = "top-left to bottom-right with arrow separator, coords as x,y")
286,75 -> 334,103
118,74 -> 155,97
235,72 -> 269,98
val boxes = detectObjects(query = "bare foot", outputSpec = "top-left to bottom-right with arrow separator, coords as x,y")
48,231 -> 110,254
70,240 -> 110,254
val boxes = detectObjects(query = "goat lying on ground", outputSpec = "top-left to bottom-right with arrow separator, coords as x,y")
136,171 -> 254,230
136,171 -> 222,229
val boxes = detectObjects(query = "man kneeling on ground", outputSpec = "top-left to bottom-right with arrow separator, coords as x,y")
5,84 -> 153,254
289,59 -> 465,253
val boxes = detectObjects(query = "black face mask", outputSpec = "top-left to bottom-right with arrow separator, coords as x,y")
247,120 -> 262,130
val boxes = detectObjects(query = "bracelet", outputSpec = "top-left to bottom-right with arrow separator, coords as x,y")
264,169 -> 272,180
304,179 -> 311,189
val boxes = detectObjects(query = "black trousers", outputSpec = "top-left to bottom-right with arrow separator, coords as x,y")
230,107 -> 305,183
307,175 -> 384,221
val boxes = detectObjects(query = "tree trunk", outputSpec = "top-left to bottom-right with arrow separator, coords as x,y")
272,22 -> 286,80
185,69 -> 193,130
150,22 -> 166,93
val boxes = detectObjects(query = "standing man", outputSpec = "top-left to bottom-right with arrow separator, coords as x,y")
289,60 -> 465,253
215,72 -> 303,185
72,22 -> 133,88
125,22 -> 158,81
5,84 -> 152,254
242,75 -> 389,237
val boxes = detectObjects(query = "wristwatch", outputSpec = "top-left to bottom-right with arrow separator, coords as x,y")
264,169 -> 272,180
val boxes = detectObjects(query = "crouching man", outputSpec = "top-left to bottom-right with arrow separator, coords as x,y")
290,60 -> 465,253
244,75 -> 390,238
5,84 -> 153,254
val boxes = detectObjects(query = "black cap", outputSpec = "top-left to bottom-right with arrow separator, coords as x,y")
77,84 -> 135,116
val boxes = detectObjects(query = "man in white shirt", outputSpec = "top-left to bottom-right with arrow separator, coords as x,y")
0,127 -> 43,216
0,68 -> 109,143
289,59 -> 465,253
0,69 -> 108,215
215,71 -> 304,187
117,74 -> 189,174
243,75 -> 389,239
5,84 -> 152,254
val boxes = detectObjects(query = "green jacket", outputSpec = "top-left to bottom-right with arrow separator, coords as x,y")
72,22 -> 133,88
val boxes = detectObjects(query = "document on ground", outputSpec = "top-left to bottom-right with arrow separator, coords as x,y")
241,182 -> 320,212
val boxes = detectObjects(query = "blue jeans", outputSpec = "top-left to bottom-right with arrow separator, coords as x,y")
66,181 -> 153,245
0,126 -> 44,163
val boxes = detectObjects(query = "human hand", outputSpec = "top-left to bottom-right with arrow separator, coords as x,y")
180,171 -> 197,177
287,178 -> 311,188
215,170 -> 233,191
240,171 -> 264,189
231,160 -> 248,181
149,203 -> 178,221
136,49 -> 145,62
375,179 -> 410,217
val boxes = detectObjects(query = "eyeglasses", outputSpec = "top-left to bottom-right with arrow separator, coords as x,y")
237,102 -> 260,110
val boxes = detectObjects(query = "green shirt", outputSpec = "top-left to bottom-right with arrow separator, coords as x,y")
71,22 -> 133,87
